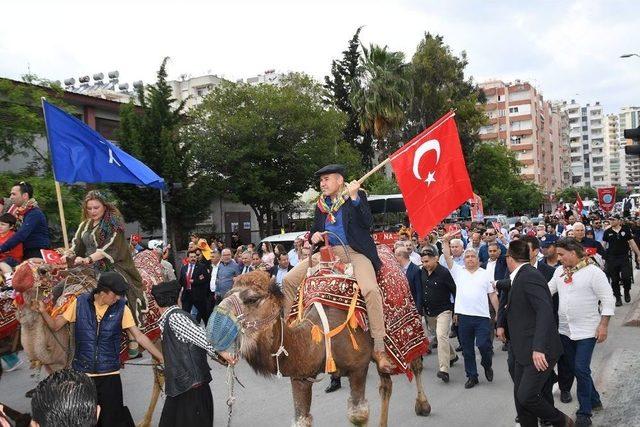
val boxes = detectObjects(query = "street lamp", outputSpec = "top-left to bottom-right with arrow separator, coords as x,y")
620,53 -> 640,58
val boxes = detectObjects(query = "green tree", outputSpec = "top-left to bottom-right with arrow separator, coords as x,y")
364,171 -> 399,195
186,73 -> 361,237
111,58 -> 217,249
0,172 -> 85,246
554,186 -> 597,203
324,27 -> 374,168
0,75 -> 66,167
468,142 -> 543,214
404,33 -> 486,160
350,44 -> 412,159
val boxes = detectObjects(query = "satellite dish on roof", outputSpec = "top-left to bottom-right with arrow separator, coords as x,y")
64,78 -> 75,86
93,73 -> 104,81
133,80 -> 143,89
79,75 -> 90,83
108,70 -> 119,79
118,82 -> 129,91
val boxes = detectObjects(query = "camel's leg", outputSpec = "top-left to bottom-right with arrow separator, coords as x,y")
410,357 -> 431,416
136,358 -> 164,427
347,367 -> 370,426
290,378 -> 313,427
378,372 -> 392,427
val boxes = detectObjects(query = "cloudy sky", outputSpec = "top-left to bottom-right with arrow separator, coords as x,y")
2,0 -> 638,113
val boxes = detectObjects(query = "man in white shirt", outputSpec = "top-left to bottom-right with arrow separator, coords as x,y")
287,237 -> 304,267
548,238 -> 614,427
440,238 -> 465,268
239,251 -> 254,275
208,251 -> 221,294
442,233 -> 499,389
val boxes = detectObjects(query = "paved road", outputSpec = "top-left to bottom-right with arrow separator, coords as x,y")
2,281 -> 640,426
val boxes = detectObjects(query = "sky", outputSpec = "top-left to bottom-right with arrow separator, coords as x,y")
2,0 -> 639,114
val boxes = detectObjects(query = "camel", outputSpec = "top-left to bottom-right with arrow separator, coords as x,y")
5,251 -> 165,427
218,270 -> 430,427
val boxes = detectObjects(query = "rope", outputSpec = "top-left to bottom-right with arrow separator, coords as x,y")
226,342 -> 239,427
271,316 -> 289,378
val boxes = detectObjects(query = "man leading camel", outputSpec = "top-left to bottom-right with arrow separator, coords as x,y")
282,164 -> 393,373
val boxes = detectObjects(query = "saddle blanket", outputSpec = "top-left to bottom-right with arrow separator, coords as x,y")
289,245 -> 428,379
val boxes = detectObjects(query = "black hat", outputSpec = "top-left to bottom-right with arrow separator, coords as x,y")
97,272 -> 129,296
315,164 -> 346,177
151,280 -> 181,307
540,234 -> 558,248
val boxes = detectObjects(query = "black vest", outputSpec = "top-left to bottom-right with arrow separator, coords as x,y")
161,308 -> 212,397
72,293 -> 124,374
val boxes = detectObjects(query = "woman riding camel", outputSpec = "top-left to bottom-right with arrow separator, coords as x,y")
61,190 -> 149,356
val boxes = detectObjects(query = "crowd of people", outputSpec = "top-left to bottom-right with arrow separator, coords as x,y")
385,205 -> 634,427
0,175 -> 637,427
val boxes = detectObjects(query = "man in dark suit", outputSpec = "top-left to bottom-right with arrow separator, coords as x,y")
394,246 -> 423,310
282,164 -> 393,372
480,242 -> 509,282
191,251 -> 212,324
498,240 -> 572,427
178,250 -> 198,314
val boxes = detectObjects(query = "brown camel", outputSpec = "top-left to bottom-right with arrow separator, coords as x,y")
5,254 -> 165,427
219,270 -> 430,427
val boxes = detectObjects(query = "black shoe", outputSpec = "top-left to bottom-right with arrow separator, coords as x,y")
575,415 -> 592,426
450,355 -> 459,367
615,297 -> 623,307
325,378 -> 341,393
484,366 -> 494,382
464,377 -> 478,389
455,345 -> 463,352
560,390 -> 572,403
430,340 -> 438,350
592,402 -> 603,412
625,289 -> 631,303
437,371 -> 450,383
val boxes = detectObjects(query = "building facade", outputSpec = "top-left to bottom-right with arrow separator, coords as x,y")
620,106 -> 640,190
478,80 -> 564,192
168,74 -> 225,111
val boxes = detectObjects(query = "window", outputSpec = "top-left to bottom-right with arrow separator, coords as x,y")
582,135 -> 588,140
497,95 -> 502,101
509,107 -> 519,114
582,126 -> 588,131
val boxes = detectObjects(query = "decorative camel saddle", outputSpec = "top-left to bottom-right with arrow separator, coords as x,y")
288,244 -> 428,378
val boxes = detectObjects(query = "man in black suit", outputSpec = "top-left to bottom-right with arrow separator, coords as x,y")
394,246 -> 423,310
498,240 -> 572,427
192,250 -> 212,324
178,250 -> 198,314
270,253 -> 293,288
480,241 -> 509,281
282,164 -> 393,372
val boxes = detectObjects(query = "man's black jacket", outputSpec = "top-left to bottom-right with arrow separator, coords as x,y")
311,189 -> 381,272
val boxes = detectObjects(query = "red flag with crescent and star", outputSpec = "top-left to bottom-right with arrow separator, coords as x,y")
390,112 -> 473,237
41,249 -> 63,264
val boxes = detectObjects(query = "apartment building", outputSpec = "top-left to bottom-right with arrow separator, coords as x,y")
604,114 -> 626,187
478,80 -> 564,192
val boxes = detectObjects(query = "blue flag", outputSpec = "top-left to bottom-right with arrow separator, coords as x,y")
42,100 -> 165,190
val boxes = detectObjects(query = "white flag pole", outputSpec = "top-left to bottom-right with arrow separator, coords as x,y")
160,189 -> 168,245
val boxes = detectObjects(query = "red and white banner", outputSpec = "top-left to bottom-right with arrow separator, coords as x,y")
390,112 -> 473,237
575,192 -> 584,214
597,187 -> 616,212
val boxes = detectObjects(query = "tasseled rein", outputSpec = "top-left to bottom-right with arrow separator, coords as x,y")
297,281 -> 361,373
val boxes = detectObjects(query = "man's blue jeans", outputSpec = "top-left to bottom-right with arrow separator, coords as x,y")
560,335 -> 602,416
458,314 -> 493,379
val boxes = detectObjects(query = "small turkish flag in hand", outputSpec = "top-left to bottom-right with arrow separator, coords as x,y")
41,249 -> 63,264
390,112 -> 473,237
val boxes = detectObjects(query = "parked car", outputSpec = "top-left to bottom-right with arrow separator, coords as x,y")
260,231 -> 308,252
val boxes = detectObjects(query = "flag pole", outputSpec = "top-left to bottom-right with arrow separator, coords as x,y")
41,97 -> 70,250
160,189 -> 168,245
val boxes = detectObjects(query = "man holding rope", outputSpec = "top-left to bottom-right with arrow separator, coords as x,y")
282,164 -> 393,373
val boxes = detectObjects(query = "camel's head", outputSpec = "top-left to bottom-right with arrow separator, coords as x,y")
11,259 -> 44,293
211,270 -> 284,362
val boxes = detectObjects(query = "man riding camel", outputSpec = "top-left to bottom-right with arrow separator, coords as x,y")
282,164 -> 393,373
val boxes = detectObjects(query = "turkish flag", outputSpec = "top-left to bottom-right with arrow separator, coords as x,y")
41,249 -> 63,264
597,187 -> 616,212
575,192 -> 584,215
390,112 -> 473,237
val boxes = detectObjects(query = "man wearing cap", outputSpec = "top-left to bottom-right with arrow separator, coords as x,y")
148,240 -> 176,281
151,280 -> 235,427
38,271 -> 164,427
540,234 -> 561,268
282,164 -> 393,372
603,215 -> 640,306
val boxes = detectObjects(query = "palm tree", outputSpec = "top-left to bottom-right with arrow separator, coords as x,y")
350,44 -> 412,144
